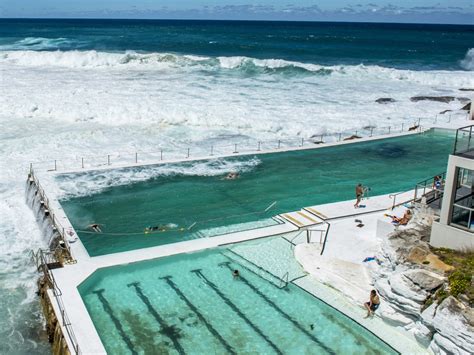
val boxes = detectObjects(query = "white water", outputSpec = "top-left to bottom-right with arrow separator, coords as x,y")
0,48 -> 473,353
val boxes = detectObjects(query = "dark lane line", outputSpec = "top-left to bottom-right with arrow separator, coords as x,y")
191,269 -> 283,355
127,282 -> 186,355
160,276 -> 237,355
92,289 -> 138,355
221,262 -> 335,355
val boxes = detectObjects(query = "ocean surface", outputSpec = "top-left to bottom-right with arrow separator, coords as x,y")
0,19 -> 473,354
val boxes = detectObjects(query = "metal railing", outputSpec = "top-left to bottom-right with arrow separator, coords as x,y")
414,172 -> 446,202
453,125 -> 474,156
31,249 -> 81,354
286,221 -> 331,256
25,120 -> 438,174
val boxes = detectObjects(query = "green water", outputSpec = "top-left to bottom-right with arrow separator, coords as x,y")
78,238 -> 397,354
61,130 -> 454,256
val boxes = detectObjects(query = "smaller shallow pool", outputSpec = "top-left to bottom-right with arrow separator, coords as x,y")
79,237 -> 397,354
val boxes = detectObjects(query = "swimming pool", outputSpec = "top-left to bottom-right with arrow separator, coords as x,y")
61,130 -> 454,256
78,237 -> 397,354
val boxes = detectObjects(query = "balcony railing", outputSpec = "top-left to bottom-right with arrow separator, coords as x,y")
453,125 -> 474,158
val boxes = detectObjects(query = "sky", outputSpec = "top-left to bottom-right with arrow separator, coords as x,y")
0,0 -> 473,24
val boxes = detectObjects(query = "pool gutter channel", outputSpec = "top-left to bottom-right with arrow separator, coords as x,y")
28,128 -> 447,355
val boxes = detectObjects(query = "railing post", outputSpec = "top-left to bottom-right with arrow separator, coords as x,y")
210,145 -> 214,156
81,157 -> 84,169
278,140 -> 281,149
388,126 -> 391,134
370,128 -> 373,137
401,123 -> 404,132
186,148 -> 190,158
257,141 -> 261,151
234,144 -> 238,153
135,152 -> 138,163
301,137 -> 304,147
338,133 -> 342,141
160,149 -> 163,161
54,160 -> 57,171
107,154 -> 110,165
306,230 -> 310,243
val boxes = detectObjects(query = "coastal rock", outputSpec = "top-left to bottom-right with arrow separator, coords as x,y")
376,98 -> 396,104
410,96 -> 470,103
403,269 -> 445,292
411,96 -> 456,103
413,322 -> 434,348
422,297 -> 474,355
375,278 -> 423,316
378,304 -> 414,327
343,135 -> 361,141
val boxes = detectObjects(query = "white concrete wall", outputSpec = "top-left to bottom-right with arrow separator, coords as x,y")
431,221 -> 474,250
432,154 -> 474,250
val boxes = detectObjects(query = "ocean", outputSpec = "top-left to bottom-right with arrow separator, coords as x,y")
0,19 -> 473,354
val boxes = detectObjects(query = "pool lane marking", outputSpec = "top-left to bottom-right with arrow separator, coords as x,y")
222,250 -> 284,289
127,282 -> 186,355
304,207 -> 328,220
296,211 -> 319,224
160,276 -> 237,355
221,263 -> 335,354
281,214 -> 304,227
191,269 -> 283,355
92,289 -> 138,355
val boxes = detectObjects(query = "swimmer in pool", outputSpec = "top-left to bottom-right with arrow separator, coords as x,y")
88,224 -> 102,233
232,269 -> 240,278
223,172 -> 239,180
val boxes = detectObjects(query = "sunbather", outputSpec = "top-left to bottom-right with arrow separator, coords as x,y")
385,209 -> 412,225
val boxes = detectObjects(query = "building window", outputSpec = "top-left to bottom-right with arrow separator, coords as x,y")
451,167 -> 474,231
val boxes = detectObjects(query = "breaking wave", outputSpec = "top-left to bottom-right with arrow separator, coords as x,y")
0,49 -> 472,84
56,157 -> 261,198
0,37 -> 81,51
460,48 -> 474,71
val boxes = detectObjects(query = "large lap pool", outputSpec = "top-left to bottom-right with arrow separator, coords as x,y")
78,238 -> 397,354
60,130 -> 454,256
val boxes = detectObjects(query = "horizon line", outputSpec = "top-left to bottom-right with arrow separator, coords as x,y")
0,17 -> 473,26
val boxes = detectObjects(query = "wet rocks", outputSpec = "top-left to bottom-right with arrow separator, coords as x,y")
376,98 -> 396,104
410,96 -> 470,103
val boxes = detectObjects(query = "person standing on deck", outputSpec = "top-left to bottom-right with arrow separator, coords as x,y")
354,183 -> 364,208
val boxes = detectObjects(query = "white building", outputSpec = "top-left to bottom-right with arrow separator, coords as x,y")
431,124 -> 474,250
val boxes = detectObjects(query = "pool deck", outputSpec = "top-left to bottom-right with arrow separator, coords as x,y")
33,126 -> 459,355
48,190 -> 422,354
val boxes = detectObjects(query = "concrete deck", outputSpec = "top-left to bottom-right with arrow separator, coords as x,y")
32,128 -> 444,354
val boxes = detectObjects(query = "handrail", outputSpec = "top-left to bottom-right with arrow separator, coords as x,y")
319,222 -> 331,256
414,171 -> 446,202
32,248 -> 81,354
25,118 -> 453,174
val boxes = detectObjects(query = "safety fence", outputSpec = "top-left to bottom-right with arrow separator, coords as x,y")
25,113 -> 469,174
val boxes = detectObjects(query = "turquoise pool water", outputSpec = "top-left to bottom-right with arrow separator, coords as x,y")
61,130 -> 454,256
78,238 -> 397,354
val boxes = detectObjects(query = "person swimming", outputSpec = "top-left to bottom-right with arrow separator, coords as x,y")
232,269 -> 240,278
88,223 -> 102,233
223,172 -> 239,180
